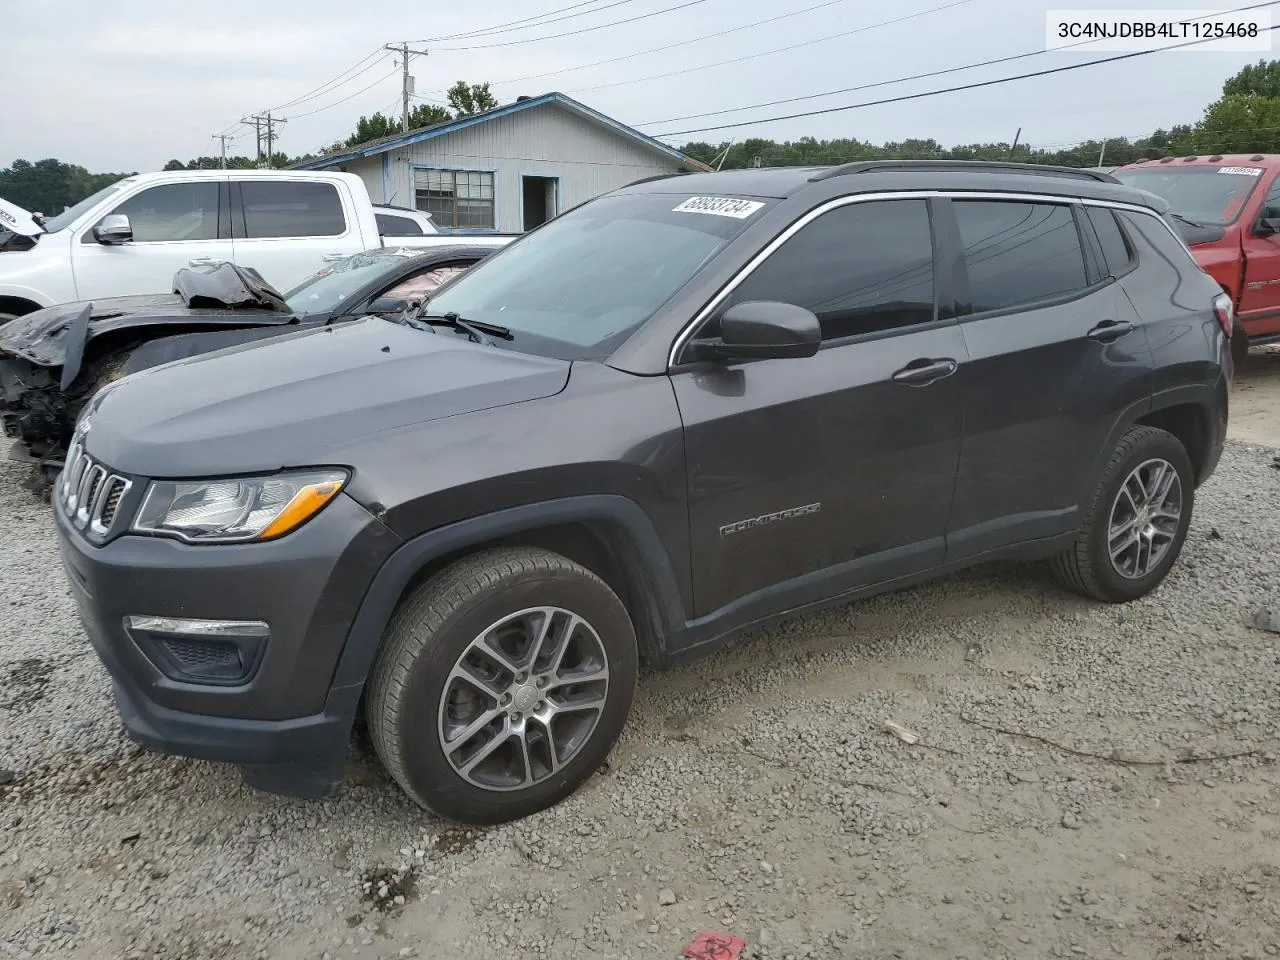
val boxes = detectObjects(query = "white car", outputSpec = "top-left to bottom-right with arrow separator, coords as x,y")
0,171 -> 515,324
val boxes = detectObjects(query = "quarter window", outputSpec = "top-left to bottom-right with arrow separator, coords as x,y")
414,168 -> 496,229
102,182 -> 219,243
376,212 -> 425,236
726,198 -> 936,340
241,181 -> 346,239
1086,206 -> 1134,276
952,200 -> 1089,313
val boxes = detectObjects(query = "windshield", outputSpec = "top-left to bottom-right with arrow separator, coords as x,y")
424,191 -> 774,359
42,182 -> 129,233
1112,166 -> 1263,226
283,248 -> 417,314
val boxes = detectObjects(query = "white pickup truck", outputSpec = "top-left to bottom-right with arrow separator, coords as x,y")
0,170 -> 517,323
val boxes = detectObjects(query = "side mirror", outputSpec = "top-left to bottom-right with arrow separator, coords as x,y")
1258,214 -> 1280,236
93,214 -> 133,245
366,296 -> 410,314
689,301 -> 822,362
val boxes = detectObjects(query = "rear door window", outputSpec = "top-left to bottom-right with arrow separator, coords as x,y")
952,200 -> 1089,314
240,181 -> 346,239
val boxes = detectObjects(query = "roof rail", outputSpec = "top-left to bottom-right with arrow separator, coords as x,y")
624,171 -> 690,187
809,159 -> 1119,184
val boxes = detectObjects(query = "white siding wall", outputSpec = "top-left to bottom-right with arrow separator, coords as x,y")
342,158 -> 386,205
376,103 -> 684,232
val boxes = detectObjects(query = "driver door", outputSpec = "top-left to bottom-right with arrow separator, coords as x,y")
71,179 -> 233,300
1239,171 -> 1280,338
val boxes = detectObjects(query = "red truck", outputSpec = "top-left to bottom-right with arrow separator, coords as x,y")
1113,154 -> 1280,369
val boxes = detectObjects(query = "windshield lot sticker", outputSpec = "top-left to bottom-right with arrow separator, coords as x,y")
673,196 -> 765,219
1218,166 -> 1263,176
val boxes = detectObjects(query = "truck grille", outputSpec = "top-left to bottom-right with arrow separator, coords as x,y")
59,436 -> 131,536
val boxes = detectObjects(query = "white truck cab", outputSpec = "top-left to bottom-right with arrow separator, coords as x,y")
0,170 -> 384,322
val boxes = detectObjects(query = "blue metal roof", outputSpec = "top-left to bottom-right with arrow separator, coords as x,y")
292,92 -> 710,171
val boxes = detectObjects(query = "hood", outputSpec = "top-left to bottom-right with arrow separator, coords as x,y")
0,294 -> 301,367
83,315 -> 571,478
0,197 -> 43,238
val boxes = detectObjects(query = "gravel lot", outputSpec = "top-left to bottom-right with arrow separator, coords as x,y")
3,354 -> 1279,960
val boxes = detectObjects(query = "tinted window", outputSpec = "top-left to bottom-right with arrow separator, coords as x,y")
728,199 -> 935,340
953,201 -> 1088,313
1086,206 -> 1133,276
105,182 -> 219,242
241,181 -> 345,239
376,212 -> 424,236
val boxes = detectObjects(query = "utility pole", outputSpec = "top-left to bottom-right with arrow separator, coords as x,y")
1097,139 -> 1108,167
1008,127 -> 1022,161
213,134 -> 234,169
385,42 -> 430,132
242,115 -> 265,166
264,113 -> 286,168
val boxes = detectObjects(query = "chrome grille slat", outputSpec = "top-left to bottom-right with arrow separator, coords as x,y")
57,436 -> 130,537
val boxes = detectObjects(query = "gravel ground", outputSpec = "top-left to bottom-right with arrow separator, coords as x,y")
2,378 -> 1279,960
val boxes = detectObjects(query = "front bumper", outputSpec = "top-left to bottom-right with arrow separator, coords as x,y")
55,487 -> 401,797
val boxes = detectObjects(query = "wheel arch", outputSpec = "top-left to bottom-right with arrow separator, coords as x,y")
330,495 -> 689,693
0,294 -> 44,319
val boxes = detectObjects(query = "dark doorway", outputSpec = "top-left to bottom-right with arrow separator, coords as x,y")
522,176 -> 557,231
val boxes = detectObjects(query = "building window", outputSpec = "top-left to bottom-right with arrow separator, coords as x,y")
414,168 -> 495,230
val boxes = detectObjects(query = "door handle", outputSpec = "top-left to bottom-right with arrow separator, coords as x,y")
891,357 -> 958,386
321,254 -> 347,262
1086,319 -> 1134,343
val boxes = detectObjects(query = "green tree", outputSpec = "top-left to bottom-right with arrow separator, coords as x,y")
0,158 -> 133,215
446,81 -> 497,118
1191,92 -> 1280,154
1223,59 -> 1280,98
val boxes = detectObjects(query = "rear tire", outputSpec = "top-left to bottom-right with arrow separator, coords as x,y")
365,546 -> 638,824
1051,426 -> 1194,603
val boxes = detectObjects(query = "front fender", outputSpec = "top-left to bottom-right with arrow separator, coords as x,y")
326,494 -> 689,693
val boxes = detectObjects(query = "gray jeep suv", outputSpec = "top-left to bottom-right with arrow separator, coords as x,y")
54,161 -> 1231,824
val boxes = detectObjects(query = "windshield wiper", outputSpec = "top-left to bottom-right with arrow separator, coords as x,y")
415,311 -> 513,345
1170,212 -> 1208,229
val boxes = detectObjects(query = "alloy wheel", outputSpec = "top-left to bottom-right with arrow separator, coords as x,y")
1107,457 -> 1183,579
438,606 -> 610,791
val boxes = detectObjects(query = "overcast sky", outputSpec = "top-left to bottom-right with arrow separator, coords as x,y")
3,0 -> 1274,171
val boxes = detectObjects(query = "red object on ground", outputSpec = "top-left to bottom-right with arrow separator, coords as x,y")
681,931 -> 747,960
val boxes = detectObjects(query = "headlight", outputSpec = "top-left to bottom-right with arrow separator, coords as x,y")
132,469 -> 348,543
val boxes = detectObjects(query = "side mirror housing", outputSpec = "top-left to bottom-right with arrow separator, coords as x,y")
93,214 -> 133,245
1258,217 -> 1280,236
689,301 -> 822,362
366,296 -> 410,314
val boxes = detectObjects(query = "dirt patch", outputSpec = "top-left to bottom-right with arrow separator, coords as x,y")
0,657 -> 56,711
360,865 -> 416,912
1231,344 -> 1280,448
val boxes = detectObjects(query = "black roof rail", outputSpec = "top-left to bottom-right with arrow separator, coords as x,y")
624,171 -> 690,187
808,159 -> 1120,183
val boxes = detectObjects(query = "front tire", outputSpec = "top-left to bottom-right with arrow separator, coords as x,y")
1051,426 -> 1194,603
1230,321 -> 1250,376
366,546 -> 638,824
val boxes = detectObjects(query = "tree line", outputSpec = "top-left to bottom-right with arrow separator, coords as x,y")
6,62 -> 1280,214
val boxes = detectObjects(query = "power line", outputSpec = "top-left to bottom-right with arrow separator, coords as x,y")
567,0 -> 973,94
267,49 -> 389,112
411,0 -> 644,43
285,67 -> 400,120
654,24 -> 1280,138
430,0 -> 710,51
474,0 -> 857,90
636,0 -> 1280,126
408,0 -> 623,42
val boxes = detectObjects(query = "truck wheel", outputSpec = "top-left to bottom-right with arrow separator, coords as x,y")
366,546 -> 638,824
1051,426 -> 1194,603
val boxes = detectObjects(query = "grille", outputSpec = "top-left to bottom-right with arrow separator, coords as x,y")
158,638 -> 241,671
59,435 -> 131,537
